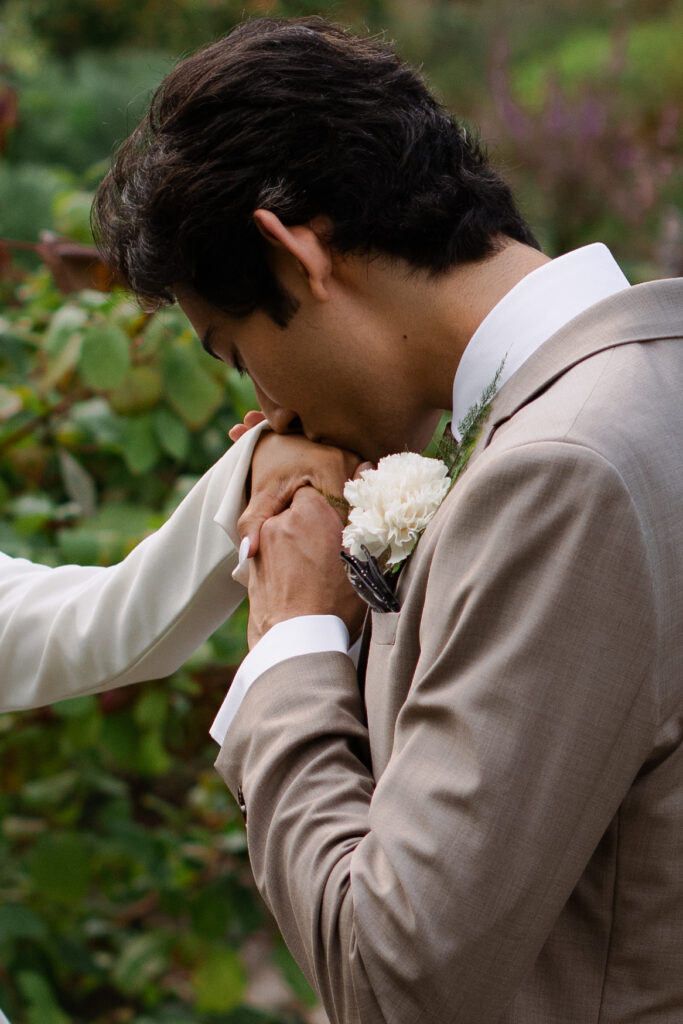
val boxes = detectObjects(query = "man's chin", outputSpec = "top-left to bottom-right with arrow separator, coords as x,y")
318,428 -> 430,464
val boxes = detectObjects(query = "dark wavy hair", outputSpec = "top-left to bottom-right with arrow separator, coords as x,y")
93,16 -> 539,325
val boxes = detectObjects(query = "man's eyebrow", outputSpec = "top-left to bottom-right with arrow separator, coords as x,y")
201,326 -> 219,360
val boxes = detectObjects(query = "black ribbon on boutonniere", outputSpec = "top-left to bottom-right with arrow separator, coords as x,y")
340,545 -> 400,614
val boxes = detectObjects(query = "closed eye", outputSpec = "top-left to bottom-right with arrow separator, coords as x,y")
201,326 -> 220,361
201,327 -> 247,378
232,353 -> 248,378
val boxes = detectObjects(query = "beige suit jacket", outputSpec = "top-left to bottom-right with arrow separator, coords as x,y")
217,278 -> 683,1023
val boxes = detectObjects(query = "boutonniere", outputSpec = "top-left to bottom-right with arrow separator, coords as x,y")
340,362 -> 503,613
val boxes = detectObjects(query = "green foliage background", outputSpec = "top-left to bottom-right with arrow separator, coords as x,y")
0,0 -> 681,1021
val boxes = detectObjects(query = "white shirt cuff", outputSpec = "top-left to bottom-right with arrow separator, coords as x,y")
210,614 -> 350,745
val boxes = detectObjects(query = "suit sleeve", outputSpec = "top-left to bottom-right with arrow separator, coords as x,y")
0,423 -> 266,712
215,440 -> 657,1024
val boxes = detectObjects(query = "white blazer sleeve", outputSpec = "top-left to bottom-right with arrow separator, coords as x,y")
0,422 -> 267,712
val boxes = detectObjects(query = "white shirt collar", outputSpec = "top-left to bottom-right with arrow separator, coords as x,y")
450,243 -> 630,438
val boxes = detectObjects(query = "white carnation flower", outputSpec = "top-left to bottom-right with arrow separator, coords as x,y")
342,452 -> 450,566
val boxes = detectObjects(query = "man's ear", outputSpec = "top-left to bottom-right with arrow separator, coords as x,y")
253,209 -> 332,303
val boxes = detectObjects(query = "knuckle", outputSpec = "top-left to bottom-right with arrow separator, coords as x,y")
260,510 -> 288,544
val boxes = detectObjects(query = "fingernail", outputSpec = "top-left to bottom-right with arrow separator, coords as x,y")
232,537 -> 251,584
238,536 -> 250,566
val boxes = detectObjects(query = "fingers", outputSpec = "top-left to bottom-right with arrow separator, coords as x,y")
352,461 -> 374,481
246,484 -> 363,645
239,484 -> 338,564
277,486 -> 344,543
237,487 -> 290,557
256,487 -> 344,573
289,483 -> 334,514
228,409 -> 267,442
239,434 -> 364,564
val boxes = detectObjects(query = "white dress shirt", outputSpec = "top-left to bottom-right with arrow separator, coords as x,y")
210,243 -> 630,745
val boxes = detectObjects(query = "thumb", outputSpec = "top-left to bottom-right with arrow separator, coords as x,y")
228,409 -> 268,443
237,487 -> 292,556
228,423 -> 249,442
352,461 -> 374,481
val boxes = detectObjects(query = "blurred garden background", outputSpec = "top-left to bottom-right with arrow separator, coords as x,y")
0,0 -> 681,1021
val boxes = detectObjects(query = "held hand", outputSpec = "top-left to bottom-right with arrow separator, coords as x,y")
238,431 -> 364,556
228,409 -> 267,442
246,486 -> 366,649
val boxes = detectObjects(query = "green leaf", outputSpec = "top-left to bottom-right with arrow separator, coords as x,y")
57,528 -> 108,565
85,500 -> 160,537
17,971 -> 69,1024
9,493 -> 55,535
134,689 -> 168,729
52,694 -> 99,719
70,397 -> 122,446
154,406 -> 191,461
143,307 -> 193,353
108,365 -> 163,414
191,878 -> 261,943
58,501 -> 159,564
44,304 -> 88,356
137,727 -> 172,777
59,705 -> 103,753
192,947 -> 246,1013
0,330 -> 35,379
38,332 -> 83,394
120,413 -> 161,475
79,322 -> 131,391
112,932 -> 170,995
52,188 -> 95,243
100,712 -> 139,771
2,817 -> 48,842
0,385 -> 23,422
0,520 -> 31,557
58,448 -> 97,516
162,342 -> 224,428
22,769 -> 79,807
56,509 -> 138,564
0,904 -> 48,942
27,832 -> 90,902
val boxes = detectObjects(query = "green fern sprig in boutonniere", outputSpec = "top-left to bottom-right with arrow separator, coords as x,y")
436,358 -> 505,485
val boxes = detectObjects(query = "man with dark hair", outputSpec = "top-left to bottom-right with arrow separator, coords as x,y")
93,17 -> 538,329
94,16 -> 683,1024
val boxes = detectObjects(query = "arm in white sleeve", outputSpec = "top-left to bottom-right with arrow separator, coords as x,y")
0,422 -> 267,713
210,614 -> 351,744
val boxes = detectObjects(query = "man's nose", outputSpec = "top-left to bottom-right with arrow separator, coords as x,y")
267,407 -> 301,433
255,389 -> 300,434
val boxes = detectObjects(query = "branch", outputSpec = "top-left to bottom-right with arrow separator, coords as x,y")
0,387 -> 94,456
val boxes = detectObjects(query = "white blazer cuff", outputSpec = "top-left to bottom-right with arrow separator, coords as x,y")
210,615 -> 350,745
